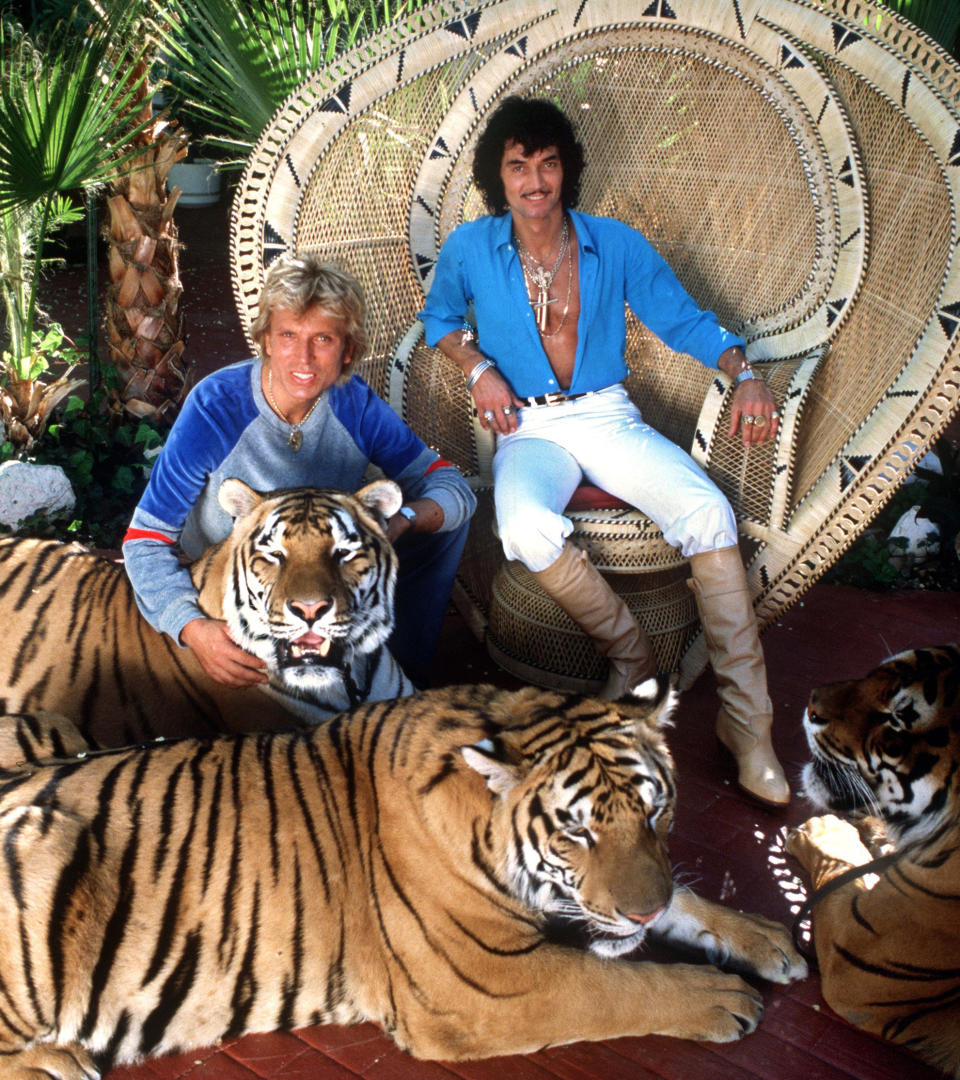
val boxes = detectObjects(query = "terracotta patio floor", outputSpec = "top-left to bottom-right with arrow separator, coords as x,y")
40,203 -> 960,1080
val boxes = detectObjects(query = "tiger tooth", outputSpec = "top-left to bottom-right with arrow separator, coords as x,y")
319,638 -> 331,657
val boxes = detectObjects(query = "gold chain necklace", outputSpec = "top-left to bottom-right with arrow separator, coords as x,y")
265,368 -> 322,452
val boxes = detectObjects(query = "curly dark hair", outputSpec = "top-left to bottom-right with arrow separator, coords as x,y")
472,96 -> 585,215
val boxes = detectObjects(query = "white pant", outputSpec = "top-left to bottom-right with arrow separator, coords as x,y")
492,384 -> 738,572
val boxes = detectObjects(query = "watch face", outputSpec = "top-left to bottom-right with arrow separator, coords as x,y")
400,506 -> 416,523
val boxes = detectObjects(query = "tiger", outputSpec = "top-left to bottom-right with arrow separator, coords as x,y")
0,478 -> 412,748
787,644 -> 960,1077
0,678 -> 807,1076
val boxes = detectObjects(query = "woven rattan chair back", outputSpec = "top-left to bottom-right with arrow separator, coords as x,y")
230,0 -> 960,690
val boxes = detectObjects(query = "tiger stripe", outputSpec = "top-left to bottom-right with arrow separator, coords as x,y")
0,682 -> 808,1072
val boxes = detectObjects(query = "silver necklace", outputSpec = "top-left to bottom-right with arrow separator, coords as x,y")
265,368 -> 321,452
515,216 -> 570,333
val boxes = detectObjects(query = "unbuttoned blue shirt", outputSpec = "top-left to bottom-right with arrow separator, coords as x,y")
419,210 -> 744,397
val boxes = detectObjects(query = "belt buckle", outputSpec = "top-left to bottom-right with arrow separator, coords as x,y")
542,391 -> 565,406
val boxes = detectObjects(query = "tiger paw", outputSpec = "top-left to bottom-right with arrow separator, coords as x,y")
2,1043 -> 99,1080
658,967 -> 764,1043
787,814 -> 872,879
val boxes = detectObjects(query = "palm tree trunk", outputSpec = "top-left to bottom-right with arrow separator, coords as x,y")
104,59 -> 190,423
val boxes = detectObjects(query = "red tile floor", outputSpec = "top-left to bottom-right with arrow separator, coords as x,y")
40,202 -> 960,1078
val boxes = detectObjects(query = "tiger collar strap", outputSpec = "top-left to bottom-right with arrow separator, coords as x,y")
791,847 -> 906,967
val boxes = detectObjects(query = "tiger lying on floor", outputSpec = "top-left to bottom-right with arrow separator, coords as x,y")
0,478 -> 412,748
788,644 -> 960,1077
0,678 -> 806,1076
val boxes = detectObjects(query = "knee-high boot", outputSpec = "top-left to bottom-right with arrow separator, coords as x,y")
532,541 -> 656,699
687,546 -> 790,807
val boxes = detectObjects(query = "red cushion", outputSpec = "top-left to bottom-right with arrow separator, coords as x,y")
565,484 -> 632,512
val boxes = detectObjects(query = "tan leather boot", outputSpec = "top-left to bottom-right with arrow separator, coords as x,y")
532,542 -> 656,699
688,546 -> 790,807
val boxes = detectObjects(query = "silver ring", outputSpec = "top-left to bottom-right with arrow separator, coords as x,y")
771,410 -> 780,419
742,414 -> 756,425
483,409 -> 495,422
502,404 -> 514,416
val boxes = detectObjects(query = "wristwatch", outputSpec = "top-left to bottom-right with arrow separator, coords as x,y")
398,505 -> 417,526
732,366 -> 756,386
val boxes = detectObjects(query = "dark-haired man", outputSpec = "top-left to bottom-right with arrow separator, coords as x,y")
419,96 -> 788,806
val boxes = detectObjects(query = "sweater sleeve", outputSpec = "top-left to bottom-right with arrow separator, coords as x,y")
122,388 -> 236,642
335,380 -> 476,530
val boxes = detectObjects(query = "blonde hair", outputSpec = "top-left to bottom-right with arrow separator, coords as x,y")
251,253 -> 368,376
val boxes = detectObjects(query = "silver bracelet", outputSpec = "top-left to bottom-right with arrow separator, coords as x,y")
465,357 -> 496,391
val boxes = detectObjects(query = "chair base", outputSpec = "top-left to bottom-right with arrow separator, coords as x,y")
486,559 -> 699,692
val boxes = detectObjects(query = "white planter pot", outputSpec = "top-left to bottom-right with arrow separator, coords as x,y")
168,159 -> 221,206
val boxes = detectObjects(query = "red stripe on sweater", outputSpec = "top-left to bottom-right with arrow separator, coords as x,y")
122,528 -> 175,545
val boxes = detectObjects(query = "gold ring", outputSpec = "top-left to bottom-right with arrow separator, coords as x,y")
754,415 -> 767,427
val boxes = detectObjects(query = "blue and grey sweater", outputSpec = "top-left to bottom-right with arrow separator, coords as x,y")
123,359 -> 475,643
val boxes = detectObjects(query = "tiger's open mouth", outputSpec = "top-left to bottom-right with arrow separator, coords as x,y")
278,631 -> 345,670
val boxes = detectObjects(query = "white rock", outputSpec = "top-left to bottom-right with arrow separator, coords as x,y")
904,449 -> 943,484
887,505 -> 940,569
0,461 -> 76,529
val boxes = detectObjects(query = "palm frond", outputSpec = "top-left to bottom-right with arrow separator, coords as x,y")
155,0 -> 425,161
0,9 -> 154,214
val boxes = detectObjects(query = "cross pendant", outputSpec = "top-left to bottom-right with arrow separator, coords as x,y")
531,288 -> 557,332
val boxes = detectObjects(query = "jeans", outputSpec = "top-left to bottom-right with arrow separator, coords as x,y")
389,520 -> 470,682
492,384 -> 737,572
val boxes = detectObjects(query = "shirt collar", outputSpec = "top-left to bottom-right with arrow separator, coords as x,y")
493,207 -> 597,253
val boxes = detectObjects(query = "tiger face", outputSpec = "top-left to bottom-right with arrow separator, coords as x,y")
800,644 -> 960,843
194,478 -> 406,701
463,676 -> 679,957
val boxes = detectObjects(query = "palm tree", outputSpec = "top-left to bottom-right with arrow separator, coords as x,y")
0,9 -> 152,448
102,39 -> 189,425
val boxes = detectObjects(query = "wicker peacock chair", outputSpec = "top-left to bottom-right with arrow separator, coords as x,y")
229,0 -> 960,691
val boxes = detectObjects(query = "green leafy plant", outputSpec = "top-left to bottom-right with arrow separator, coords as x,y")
0,8 -> 153,448
826,438 -> 960,590
1,368 -> 163,547
154,0 -> 426,166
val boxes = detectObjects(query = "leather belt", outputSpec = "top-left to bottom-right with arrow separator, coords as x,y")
521,390 -> 588,407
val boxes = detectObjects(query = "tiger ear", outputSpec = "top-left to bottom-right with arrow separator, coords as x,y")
355,479 -> 403,523
461,740 -> 521,796
618,675 -> 679,730
218,478 -> 263,519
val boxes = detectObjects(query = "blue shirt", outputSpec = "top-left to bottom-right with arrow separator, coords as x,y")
419,210 -> 744,397
123,359 -> 476,642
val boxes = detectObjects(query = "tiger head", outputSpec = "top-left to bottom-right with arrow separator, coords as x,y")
191,478 -> 403,698
462,677 -> 679,958
800,644 -> 960,845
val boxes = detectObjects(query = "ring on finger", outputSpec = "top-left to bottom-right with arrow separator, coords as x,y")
754,415 -> 767,427
742,414 -> 756,425
502,404 -> 514,416
483,409 -> 495,422
771,409 -> 779,419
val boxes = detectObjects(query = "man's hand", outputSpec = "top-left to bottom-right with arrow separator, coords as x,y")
471,367 -> 525,435
718,346 -> 779,447
180,617 -> 269,687
435,330 -> 524,435
728,377 -> 780,446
